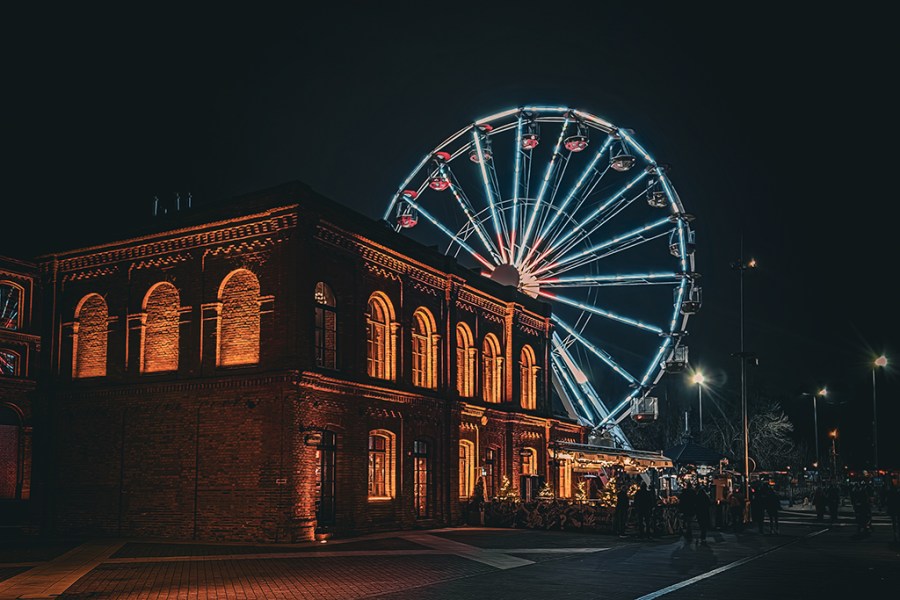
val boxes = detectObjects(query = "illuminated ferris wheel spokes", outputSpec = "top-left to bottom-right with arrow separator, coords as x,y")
385,105 -> 699,440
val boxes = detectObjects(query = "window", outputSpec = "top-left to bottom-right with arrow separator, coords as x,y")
411,308 -> 437,388
484,447 -> 498,498
521,447 -> 537,476
73,293 -> 108,378
0,349 -> 19,377
413,440 -> 431,518
316,431 -> 336,526
314,282 -> 337,369
217,269 -> 261,366
455,323 -> 475,397
366,293 -> 395,381
459,439 -> 476,498
368,430 -> 395,499
482,334 -> 503,403
557,458 -> 572,499
0,282 -> 22,331
142,282 -> 180,373
520,345 -> 538,410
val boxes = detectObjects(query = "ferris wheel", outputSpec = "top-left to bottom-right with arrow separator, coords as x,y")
383,105 -> 700,449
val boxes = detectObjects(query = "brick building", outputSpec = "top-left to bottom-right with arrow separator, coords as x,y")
0,181 -> 586,542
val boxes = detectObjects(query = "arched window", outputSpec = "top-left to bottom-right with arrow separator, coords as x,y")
482,333 -> 503,403
142,282 -> 180,373
413,439 -> 431,518
0,282 -> 23,331
314,282 -> 337,370
411,307 -> 438,389
366,293 -> 396,381
368,430 -> 396,499
455,323 -> 475,397
0,349 -> 20,377
521,447 -> 537,476
520,345 -> 538,410
0,405 -> 23,499
459,439 -> 476,498
218,270 -> 260,367
73,293 -> 108,378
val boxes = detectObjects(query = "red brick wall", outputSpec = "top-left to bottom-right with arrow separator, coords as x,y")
142,283 -> 179,373
217,270 -> 261,367
74,294 -> 108,378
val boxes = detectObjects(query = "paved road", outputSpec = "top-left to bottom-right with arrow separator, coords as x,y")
0,508 -> 896,599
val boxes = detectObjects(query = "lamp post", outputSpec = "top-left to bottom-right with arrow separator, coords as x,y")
872,355 -> 887,471
800,387 -> 827,477
730,254 -> 757,503
691,372 -> 706,433
828,429 -> 838,480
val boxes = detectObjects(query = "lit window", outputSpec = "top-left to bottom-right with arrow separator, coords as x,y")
366,293 -> 395,381
521,447 -> 537,476
411,308 -> 437,388
459,439 -> 476,498
557,458 -> 572,498
142,282 -> 180,373
455,323 -> 475,397
0,349 -> 19,377
217,270 -> 260,367
520,345 -> 538,410
73,293 -> 108,378
314,282 -> 337,370
482,334 -> 503,403
413,440 -> 431,518
368,430 -> 395,499
0,283 -> 22,331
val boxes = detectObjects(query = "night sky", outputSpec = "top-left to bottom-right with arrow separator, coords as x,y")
2,5 -> 897,468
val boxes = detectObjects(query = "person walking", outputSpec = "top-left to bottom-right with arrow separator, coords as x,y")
695,485 -> 712,543
614,480 -> 631,537
634,482 -> 655,539
813,486 -> 826,522
765,486 -> 780,534
678,482 -> 697,541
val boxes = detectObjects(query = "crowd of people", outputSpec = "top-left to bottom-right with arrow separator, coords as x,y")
612,475 -> 900,544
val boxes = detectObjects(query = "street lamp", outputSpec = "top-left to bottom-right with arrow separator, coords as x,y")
799,387 -> 827,475
828,428 -> 838,480
691,371 -> 706,432
872,355 -> 887,470
730,253 -> 757,503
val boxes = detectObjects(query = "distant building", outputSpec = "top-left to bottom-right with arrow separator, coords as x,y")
0,182 -> 585,542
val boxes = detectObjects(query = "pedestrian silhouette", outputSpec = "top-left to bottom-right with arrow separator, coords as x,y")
750,484 -> 766,534
634,481 -> 656,539
679,482 -> 697,541
695,486 -> 712,543
765,486 -> 780,534
813,486 -> 826,522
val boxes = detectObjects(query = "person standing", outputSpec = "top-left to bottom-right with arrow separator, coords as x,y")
727,488 -> 744,532
750,484 -> 766,534
813,486 -> 826,522
765,486 -> 780,534
634,482 -> 655,539
614,480 -> 631,537
827,484 -> 840,523
678,482 -> 697,541
695,486 -> 712,543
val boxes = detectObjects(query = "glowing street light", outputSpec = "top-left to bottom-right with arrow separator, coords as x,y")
691,371 -> 706,432
800,387 -> 827,474
873,355 -> 887,470
829,428 -> 839,478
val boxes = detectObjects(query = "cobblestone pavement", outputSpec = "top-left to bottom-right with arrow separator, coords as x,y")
1,511 -> 897,599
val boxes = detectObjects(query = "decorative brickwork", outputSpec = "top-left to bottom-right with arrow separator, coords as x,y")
73,293 -> 108,378
142,282 -> 180,373
217,270 -> 260,367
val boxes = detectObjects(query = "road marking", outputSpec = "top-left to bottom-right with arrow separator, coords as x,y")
634,529 -> 828,600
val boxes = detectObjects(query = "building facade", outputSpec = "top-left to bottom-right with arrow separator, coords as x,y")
0,182 -> 586,543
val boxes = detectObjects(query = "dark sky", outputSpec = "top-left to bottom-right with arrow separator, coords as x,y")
2,4 -> 897,468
